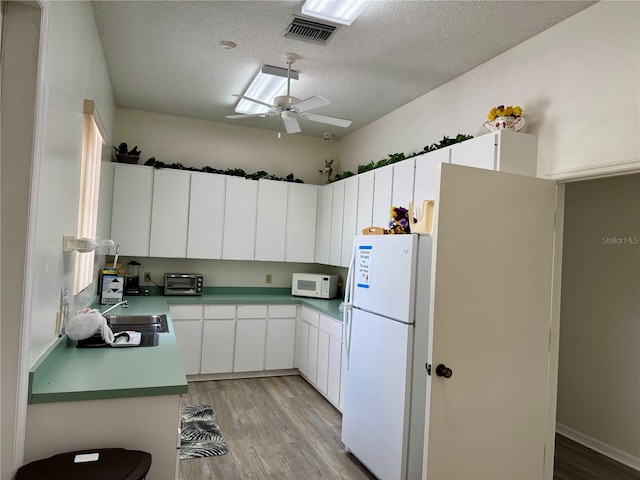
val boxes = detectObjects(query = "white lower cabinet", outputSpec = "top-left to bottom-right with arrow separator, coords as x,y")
296,320 -> 309,376
169,305 -> 204,376
234,305 -> 268,372
171,303 -> 299,376
170,303 -> 342,407
201,305 -> 236,374
307,324 -> 319,385
234,318 -> 267,372
327,335 -> 342,407
318,314 -> 343,408
265,305 -> 297,370
298,306 -> 344,409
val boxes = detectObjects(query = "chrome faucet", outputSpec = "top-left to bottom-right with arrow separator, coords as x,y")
102,300 -> 128,316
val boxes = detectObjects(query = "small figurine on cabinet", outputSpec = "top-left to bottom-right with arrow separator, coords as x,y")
319,159 -> 334,184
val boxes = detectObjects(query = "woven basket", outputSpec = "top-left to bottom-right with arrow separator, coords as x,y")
114,153 -> 140,164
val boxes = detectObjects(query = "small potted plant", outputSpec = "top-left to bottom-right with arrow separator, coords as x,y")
113,143 -> 141,164
483,105 -> 524,132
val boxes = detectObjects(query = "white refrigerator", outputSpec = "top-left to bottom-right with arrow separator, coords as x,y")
342,233 -> 433,480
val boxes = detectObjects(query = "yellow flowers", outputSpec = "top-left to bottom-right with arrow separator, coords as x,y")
487,105 -> 523,121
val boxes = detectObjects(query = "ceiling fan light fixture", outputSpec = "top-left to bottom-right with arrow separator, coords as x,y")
235,66 -> 299,115
301,0 -> 371,26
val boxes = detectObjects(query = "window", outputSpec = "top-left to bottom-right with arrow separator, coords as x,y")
74,100 -> 106,294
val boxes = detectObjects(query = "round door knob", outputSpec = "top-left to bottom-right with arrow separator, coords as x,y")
435,363 -> 453,378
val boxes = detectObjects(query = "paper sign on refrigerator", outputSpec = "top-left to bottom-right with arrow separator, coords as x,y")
357,245 -> 372,288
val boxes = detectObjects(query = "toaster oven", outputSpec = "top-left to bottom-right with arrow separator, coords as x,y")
164,273 -> 204,296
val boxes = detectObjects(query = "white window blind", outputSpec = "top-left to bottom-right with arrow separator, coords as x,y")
74,101 -> 106,294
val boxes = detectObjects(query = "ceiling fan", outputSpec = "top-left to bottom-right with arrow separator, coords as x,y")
226,54 -> 352,136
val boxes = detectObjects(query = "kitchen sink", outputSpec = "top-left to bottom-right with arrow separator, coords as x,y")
107,314 -> 169,333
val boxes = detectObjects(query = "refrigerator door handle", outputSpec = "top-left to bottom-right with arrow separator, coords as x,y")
343,243 -> 357,369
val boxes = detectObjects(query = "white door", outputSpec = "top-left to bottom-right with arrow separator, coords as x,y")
340,176 -> 359,267
234,319 -> 266,372
424,163 -> 558,479
255,179 -> 288,261
449,133 -> 496,170
149,169 -> 191,257
315,185 -> 332,264
392,158 -> 415,209
372,164 -> 393,228
351,234 -> 417,323
342,308 -> 413,480
286,183 -> 318,263
111,165 -> 153,256
356,170 -> 374,232
187,172 -> 225,259
223,177 -> 258,260
172,319 -> 203,375
329,182 -> 345,266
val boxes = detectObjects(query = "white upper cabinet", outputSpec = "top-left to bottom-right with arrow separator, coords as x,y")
450,130 -> 537,176
286,183 -> 318,263
315,185 -> 332,265
111,164 -> 153,257
255,179 -> 288,262
413,148 -> 451,207
187,172 -> 226,259
329,182 -> 345,267
149,169 -> 191,258
391,159 -> 415,210
450,132 -> 497,170
356,170 -> 374,233
222,177 -> 258,260
372,164 -> 394,228
341,176 -> 359,267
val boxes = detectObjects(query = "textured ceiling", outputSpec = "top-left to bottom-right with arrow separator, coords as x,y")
92,0 -> 595,139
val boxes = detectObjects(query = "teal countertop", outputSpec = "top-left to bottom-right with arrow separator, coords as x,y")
29,291 -> 342,404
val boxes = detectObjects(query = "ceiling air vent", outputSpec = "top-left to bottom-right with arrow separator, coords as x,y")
284,16 -> 338,46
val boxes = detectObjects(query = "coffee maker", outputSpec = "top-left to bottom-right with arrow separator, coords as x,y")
125,260 -> 141,295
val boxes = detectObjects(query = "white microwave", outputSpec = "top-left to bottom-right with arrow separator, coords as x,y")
291,273 -> 339,299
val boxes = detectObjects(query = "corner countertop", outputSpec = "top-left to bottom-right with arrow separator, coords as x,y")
28,290 -> 343,404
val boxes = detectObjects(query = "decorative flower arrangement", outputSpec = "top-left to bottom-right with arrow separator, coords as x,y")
386,206 -> 411,234
487,105 -> 523,121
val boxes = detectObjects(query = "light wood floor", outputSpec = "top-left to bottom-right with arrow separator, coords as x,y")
180,376 -> 640,480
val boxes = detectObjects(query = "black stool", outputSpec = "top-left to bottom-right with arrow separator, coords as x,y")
16,448 -> 152,480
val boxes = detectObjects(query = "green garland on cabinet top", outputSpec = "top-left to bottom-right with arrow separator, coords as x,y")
142,158 -> 304,183
329,134 -> 474,183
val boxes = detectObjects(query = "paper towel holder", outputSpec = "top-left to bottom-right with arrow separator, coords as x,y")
63,236 -> 115,253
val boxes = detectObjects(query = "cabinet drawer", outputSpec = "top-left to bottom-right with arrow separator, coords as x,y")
169,305 -> 203,320
204,305 -> 236,319
237,305 -> 267,319
268,305 -> 297,318
320,314 -> 342,340
300,306 -> 320,327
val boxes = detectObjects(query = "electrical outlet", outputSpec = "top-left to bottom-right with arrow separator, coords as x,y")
144,272 -> 152,284
266,274 -> 272,284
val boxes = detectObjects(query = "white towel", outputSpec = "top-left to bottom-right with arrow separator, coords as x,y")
66,308 -> 115,344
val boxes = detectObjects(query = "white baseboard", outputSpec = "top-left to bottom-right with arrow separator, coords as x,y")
556,423 -> 640,472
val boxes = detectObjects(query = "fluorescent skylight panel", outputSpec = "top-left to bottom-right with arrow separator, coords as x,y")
235,66 -> 298,115
302,0 -> 371,26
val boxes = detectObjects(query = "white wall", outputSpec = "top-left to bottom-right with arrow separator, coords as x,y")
338,1 -> 640,181
27,1 -> 115,366
557,173 -> 640,465
114,108 -> 339,185
1,4 -> 40,478
124,256 -> 345,290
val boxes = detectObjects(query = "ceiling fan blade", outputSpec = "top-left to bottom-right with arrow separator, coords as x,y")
232,94 -> 275,109
300,112 -> 352,128
283,116 -> 301,134
293,95 -> 330,112
226,113 -> 267,119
